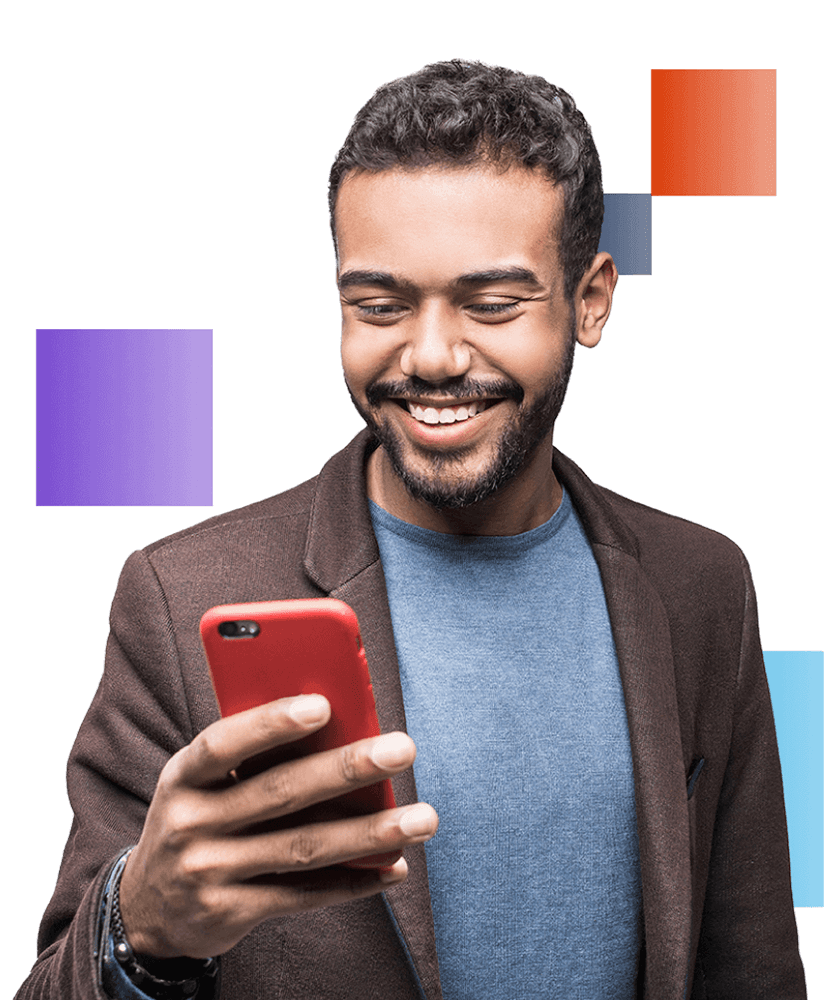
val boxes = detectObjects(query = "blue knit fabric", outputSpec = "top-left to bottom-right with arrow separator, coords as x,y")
371,492 -> 642,999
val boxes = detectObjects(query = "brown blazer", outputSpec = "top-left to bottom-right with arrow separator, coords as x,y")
17,431 -> 805,1000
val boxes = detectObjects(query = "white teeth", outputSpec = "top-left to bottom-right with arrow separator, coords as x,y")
407,400 -> 488,424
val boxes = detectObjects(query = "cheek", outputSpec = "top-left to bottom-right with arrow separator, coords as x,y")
341,328 -> 392,394
486,331 -> 569,395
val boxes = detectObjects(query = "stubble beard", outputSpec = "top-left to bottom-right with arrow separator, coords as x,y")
347,334 -> 576,511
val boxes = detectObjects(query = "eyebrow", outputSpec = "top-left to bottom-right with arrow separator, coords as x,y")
337,266 -> 543,293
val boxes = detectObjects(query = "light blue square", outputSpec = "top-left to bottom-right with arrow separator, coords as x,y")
764,651 -> 824,907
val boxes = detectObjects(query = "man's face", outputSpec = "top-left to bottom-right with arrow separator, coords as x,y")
336,165 -> 586,510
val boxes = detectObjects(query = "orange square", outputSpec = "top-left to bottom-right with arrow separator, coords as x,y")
651,69 -> 776,196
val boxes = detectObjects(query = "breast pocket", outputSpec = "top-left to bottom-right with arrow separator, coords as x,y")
686,757 -> 705,861
686,757 -> 705,800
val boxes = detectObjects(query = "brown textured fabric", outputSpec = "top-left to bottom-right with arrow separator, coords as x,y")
16,431 -> 805,999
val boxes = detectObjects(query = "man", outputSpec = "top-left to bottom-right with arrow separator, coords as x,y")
17,60 -> 805,1000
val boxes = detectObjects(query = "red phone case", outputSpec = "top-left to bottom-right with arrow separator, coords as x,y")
199,598 -> 398,868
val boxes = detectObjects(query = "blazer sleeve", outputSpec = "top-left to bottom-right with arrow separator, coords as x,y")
15,550 -> 197,1000
691,556 -> 807,998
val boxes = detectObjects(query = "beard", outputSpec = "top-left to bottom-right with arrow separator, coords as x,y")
347,333 -> 576,510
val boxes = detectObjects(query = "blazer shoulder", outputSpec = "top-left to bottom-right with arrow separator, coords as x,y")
142,473 -> 320,558
593,483 -> 753,602
584,487 -> 753,627
554,449 -> 747,576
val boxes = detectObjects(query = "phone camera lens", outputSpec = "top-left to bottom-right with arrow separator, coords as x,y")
218,619 -> 260,638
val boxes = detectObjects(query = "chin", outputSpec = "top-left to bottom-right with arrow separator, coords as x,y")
376,400 -> 555,510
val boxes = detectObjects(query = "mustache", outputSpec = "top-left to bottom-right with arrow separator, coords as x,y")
365,376 -> 524,407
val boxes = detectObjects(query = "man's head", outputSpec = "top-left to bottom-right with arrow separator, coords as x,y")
329,59 -> 604,303
332,62 -> 616,526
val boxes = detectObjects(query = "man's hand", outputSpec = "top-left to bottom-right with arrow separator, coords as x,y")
118,694 -> 437,959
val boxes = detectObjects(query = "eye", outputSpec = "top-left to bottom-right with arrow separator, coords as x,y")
469,302 -> 519,316
357,304 -> 404,316
350,299 -> 521,322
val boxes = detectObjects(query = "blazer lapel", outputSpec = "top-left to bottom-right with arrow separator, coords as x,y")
555,452 -> 693,1000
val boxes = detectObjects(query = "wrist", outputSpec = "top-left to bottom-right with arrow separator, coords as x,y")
98,849 -> 219,1000
117,849 -> 189,960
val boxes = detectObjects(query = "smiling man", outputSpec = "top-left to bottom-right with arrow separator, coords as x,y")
17,61 -> 805,1000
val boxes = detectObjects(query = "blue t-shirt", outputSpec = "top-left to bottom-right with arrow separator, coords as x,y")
371,492 -> 642,999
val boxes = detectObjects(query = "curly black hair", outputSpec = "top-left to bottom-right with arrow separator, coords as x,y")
329,59 -> 604,301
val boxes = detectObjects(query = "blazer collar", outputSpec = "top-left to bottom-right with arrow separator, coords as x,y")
304,432 -> 692,1000
302,433 -> 642,585
303,430 -> 381,593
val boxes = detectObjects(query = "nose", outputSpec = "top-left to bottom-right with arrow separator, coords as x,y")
399,302 -> 471,383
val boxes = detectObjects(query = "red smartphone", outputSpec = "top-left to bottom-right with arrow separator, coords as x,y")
199,598 -> 399,869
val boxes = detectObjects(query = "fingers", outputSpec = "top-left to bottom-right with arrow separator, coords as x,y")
157,693 -> 421,850
241,856 -> 411,919
125,694 -> 432,960
214,730 -> 417,832
170,695 -> 332,787
215,803 -> 439,880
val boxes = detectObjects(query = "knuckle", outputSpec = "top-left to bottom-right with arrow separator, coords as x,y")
189,728 -> 223,770
363,811 -> 394,850
283,830 -> 324,869
257,766 -> 298,814
246,705 -> 282,744
163,798 -> 206,849
337,742 -> 366,785
204,889 -> 235,927
178,844 -> 219,882
159,747 -> 189,787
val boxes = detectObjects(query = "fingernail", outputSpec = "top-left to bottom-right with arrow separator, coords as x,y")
288,695 -> 329,726
379,858 -> 408,884
398,804 -> 437,839
370,732 -> 413,770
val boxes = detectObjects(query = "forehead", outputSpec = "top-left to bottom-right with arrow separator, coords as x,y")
335,165 -> 565,285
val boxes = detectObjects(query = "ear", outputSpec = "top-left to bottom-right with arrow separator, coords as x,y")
575,252 -> 617,348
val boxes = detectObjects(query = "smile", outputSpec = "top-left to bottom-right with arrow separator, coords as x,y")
392,398 -> 505,450
405,400 -> 489,425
